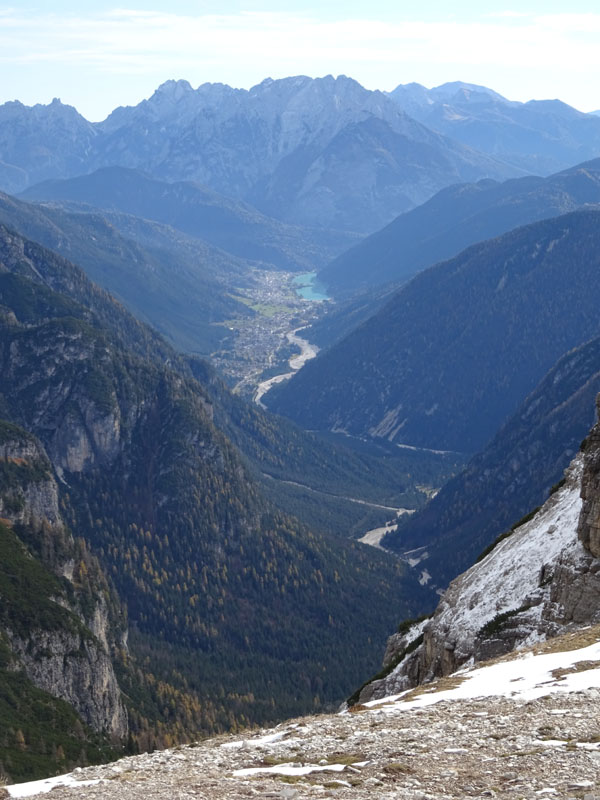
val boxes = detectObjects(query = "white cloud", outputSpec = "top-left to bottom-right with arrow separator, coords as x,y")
0,8 -> 599,116
1,9 -> 597,69
485,10 -> 531,18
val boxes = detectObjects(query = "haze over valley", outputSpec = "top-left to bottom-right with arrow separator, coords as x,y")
3,6 -> 600,794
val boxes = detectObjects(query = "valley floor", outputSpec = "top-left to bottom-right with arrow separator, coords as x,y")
211,269 -> 328,400
7,628 -> 600,799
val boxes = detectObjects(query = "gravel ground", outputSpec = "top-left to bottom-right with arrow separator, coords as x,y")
7,687 -> 600,800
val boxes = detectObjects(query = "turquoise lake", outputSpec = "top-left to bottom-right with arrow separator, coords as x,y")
292,272 -> 330,301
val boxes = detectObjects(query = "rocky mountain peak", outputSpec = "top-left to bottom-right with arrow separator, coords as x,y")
153,78 -> 193,99
146,79 -> 195,111
3,74 -> 522,230
431,80 -> 507,103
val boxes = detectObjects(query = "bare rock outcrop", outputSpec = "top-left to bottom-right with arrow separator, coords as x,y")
0,422 -> 128,739
577,401 -> 600,557
7,628 -> 127,740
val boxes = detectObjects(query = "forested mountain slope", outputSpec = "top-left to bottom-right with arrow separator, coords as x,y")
0,223 -> 431,754
384,335 -> 600,587
20,167 -> 356,271
189,358 -> 464,537
268,210 -> 600,453
0,421 -> 127,782
319,158 -> 600,294
0,190 -> 253,355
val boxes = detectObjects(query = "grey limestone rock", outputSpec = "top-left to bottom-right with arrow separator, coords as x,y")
577,398 -> 600,558
7,628 -> 127,740
0,426 -> 128,739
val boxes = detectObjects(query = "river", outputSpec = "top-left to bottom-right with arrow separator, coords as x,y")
254,327 -> 319,408
357,510 -> 415,551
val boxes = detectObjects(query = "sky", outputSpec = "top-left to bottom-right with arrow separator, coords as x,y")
2,1 -> 600,121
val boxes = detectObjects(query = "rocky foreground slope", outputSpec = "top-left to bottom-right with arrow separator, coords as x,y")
4,627 -> 600,799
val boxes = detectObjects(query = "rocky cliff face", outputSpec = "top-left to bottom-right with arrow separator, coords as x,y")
6,628 -> 126,740
0,422 -> 128,739
0,430 -> 61,528
0,322 -> 130,476
577,420 -> 600,558
359,400 -> 600,703
0,99 -> 97,193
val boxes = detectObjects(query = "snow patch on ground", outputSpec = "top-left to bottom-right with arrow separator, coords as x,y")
6,774 -> 102,798
221,730 -> 290,749
364,635 -> 600,714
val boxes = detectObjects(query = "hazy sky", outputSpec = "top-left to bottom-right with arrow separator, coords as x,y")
2,1 -> 600,120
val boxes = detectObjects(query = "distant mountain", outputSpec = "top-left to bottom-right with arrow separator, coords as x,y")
93,75 -> 520,232
20,166 -> 356,271
1,77 -> 520,234
0,98 -> 96,194
319,158 -> 600,295
388,81 -> 600,175
267,210 -> 600,453
385,334 -> 600,586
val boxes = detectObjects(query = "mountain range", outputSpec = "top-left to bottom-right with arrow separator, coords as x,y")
388,80 -> 600,175
4,71 -> 600,789
4,75 -> 600,244
0,76 -> 526,234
